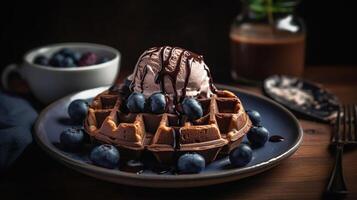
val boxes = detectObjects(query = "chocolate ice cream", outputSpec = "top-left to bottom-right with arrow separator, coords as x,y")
129,46 -> 216,107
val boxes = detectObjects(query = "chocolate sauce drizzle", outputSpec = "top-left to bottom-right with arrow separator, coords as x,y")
155,46 -> 182,105
154,46 -> 213,105
131,46 -> 218,154
172,127 -> 181,150
203,64 -> 218,93
130,47 -> 161,91
180,56 -> 192,103
269,135 -> 285,142
140,65 -> 148,93
133,46 -> 217,103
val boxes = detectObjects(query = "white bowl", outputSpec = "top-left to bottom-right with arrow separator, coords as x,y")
3,43 -> 121,104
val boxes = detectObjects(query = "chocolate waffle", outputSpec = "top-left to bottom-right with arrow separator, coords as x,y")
85,88 -> 252,164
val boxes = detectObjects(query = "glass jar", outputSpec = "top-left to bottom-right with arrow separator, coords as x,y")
230,0 -> 306,82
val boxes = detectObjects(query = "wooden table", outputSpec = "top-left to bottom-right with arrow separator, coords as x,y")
1,66 -> 357,199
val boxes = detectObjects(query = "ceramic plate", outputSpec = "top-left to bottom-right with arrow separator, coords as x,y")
263,75 -> 339,122
34,84 -> 303,188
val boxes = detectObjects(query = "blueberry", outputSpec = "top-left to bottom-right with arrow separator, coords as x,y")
148,93 -> 166,114
246,110 -> 261,126
62,57 -> 76,67
97,57 -> 110,64
60,128 -> 84,151
177,153 -> 205,174
78,52 -> 98,66
49,53 -> 65,67
57,48 -> 75,57
72,52 -> 82,64
89,144 -> 120,169
57,48 -> 81,65
33,55 -> 49,65
182,98 -> 203,120
126,92 -> 146,113
68,99 -> 89,123
57,48 -> 72,54
247,126 -> 269,147
229,143 -> 253,167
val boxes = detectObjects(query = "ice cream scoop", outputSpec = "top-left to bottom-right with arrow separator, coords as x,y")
129,46 -> 216,106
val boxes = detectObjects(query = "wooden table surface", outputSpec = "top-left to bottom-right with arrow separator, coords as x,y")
1,66 -> 357,200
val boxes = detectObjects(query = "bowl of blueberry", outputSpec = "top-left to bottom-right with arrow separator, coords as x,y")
6,43 -> 121,104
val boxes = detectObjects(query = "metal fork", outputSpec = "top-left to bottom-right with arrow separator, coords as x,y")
326,104 -> 357,195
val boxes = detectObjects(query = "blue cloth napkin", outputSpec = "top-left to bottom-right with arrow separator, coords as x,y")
0,92 -> 37,172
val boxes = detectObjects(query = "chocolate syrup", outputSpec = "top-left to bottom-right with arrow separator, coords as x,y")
153,46 -> 219,155
230,24 -> 305,81
134,46 -> 217,106
130,46 -> 219,159
203,64 -> 218,93
180,56 -> 192,102
269,135 -> 285,142
151,165 -> 173,175
119,156 -> 177,175
172,127 -> 181,150
120,160 -> 145,174
140,65 -> 148,93
130,47 -> 161,91
155,46 -> 183,105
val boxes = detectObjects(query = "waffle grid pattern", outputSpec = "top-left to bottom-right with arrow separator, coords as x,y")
85,90 -> 251,163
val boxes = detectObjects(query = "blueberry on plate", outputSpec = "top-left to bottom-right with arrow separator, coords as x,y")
177,153 -> 205,174
246,109 -> 261,126
49,53 -> 65,67
33,55 -> 49,65
229,143 -> 253,167
126,92 -> 146,113
60,127 -> 84,151
182,98 -> 203,120
247,126 -> 269,147
89,144 -> 120,169
78,52 -> 98,66
148,92 -> 166,114
68,99 -> 89,123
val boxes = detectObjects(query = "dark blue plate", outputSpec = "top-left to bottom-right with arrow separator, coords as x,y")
263,75 -> 339,122
34,84 -> 303,188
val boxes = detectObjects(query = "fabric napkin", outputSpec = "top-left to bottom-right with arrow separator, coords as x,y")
0,92 -> 37,172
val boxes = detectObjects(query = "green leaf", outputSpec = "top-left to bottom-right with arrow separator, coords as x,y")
248,0 -> 294,14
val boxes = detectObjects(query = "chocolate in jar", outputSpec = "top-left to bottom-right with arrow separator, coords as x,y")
230,24 -> 305,81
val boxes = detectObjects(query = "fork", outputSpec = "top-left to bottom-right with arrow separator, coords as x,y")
326,104 -> 357,195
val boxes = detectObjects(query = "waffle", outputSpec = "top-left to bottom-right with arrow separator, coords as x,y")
85,87 -> 252,164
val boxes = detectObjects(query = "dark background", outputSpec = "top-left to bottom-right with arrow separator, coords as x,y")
1,0 -> 356,81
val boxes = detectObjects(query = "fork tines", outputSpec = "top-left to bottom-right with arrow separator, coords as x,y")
332,104 -> 357,145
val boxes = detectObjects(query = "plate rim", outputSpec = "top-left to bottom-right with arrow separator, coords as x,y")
34,84 -> 303,187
